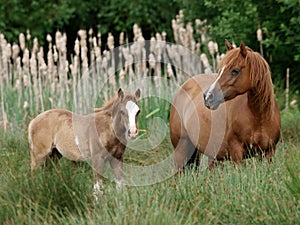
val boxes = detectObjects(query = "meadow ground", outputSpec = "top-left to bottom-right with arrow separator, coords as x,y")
0,104 -> 299,224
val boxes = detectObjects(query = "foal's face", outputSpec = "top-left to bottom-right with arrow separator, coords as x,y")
204,41 -> 252,110
114,88 -> 141,140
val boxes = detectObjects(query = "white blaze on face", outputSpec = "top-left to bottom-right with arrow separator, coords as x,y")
125,100 -> 140,136
205,65 -> 226,100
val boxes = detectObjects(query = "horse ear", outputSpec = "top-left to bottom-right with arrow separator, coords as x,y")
118,88 -> 124,101
240,41 -> 247,57
135,89 -> 141,99
225,39 -> 234,51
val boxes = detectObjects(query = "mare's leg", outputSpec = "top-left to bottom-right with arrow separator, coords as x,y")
186,148 -> 201,168
109,157 -> 123,190
174,136 -> 196,172
208,157 -> 217,169
229,138 -> 244,165
265,145 -> 276,162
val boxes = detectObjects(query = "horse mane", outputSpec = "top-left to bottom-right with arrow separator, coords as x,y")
220,46 -> 276,118
94,96 -> 118,113
94,92 -> 138,113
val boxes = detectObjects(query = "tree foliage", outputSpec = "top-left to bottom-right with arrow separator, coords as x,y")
0,0 -> 299,84
0,0 -> 180,44
0,0 -> 76,42
96,0 -> 180,40
181,0 -> 300,83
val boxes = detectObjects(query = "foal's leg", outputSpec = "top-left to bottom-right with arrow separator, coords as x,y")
29,131 -> 54,171
174,136 -> 196,172
93,173 -> 104,199
109,157 -> 123,190
30,144 -> 53,171
45,148 -> 63,168
92,156 -> 106,199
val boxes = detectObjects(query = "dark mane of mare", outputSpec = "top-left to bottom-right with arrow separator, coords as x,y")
219,45 -> 276,118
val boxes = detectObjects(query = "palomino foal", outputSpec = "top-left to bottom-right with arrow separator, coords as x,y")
28,88 -> 141,197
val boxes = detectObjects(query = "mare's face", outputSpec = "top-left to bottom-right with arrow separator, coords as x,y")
204,42 -> 252,110
115,89 -> 141,140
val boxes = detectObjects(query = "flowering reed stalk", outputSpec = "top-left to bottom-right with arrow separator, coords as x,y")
257,26 -> 263,57
285,68 -> 290,110
0,10 -> 224,131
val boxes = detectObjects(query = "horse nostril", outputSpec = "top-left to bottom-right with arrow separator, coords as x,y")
204,92 -> 210,101
127,128 -> 138,139
203,93 -> 207,102
204,91 -> 215,108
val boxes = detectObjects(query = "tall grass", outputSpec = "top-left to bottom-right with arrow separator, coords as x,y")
0,132 -> 299,224
0,94 -> 299,224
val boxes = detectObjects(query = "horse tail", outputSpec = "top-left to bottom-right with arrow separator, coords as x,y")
28,119 -> 34,152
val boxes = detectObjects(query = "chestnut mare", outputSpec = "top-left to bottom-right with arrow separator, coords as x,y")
29,88 -> 141,196
170,40 -> 281,170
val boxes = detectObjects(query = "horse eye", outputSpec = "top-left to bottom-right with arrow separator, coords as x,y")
231,68 -> 240,76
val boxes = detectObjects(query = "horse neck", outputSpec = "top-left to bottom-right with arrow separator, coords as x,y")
111,101 -> 127,143
94,100 -> 114,130
94,102 -> 127,143
96,97 -> 116,113
94,105 -> 113,121
247,79 -> 275,120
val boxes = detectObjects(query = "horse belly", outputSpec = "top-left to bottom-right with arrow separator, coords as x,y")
54,128 -> 84,161
184,98 -> 228,159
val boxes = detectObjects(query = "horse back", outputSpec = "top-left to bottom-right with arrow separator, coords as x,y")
28,109 -> 85,161
28,109 -> 73,139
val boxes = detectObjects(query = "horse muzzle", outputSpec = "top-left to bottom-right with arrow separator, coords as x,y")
128,127 -> 139,139
203,90 -> 224,110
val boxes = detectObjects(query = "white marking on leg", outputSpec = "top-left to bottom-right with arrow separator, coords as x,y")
116,179 -> 123,191
125,100 -> 140,133
205,65 -> 226,100
93,180 -> 103,202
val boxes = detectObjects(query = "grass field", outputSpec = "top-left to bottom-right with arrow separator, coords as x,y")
0,85 -> 299,224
